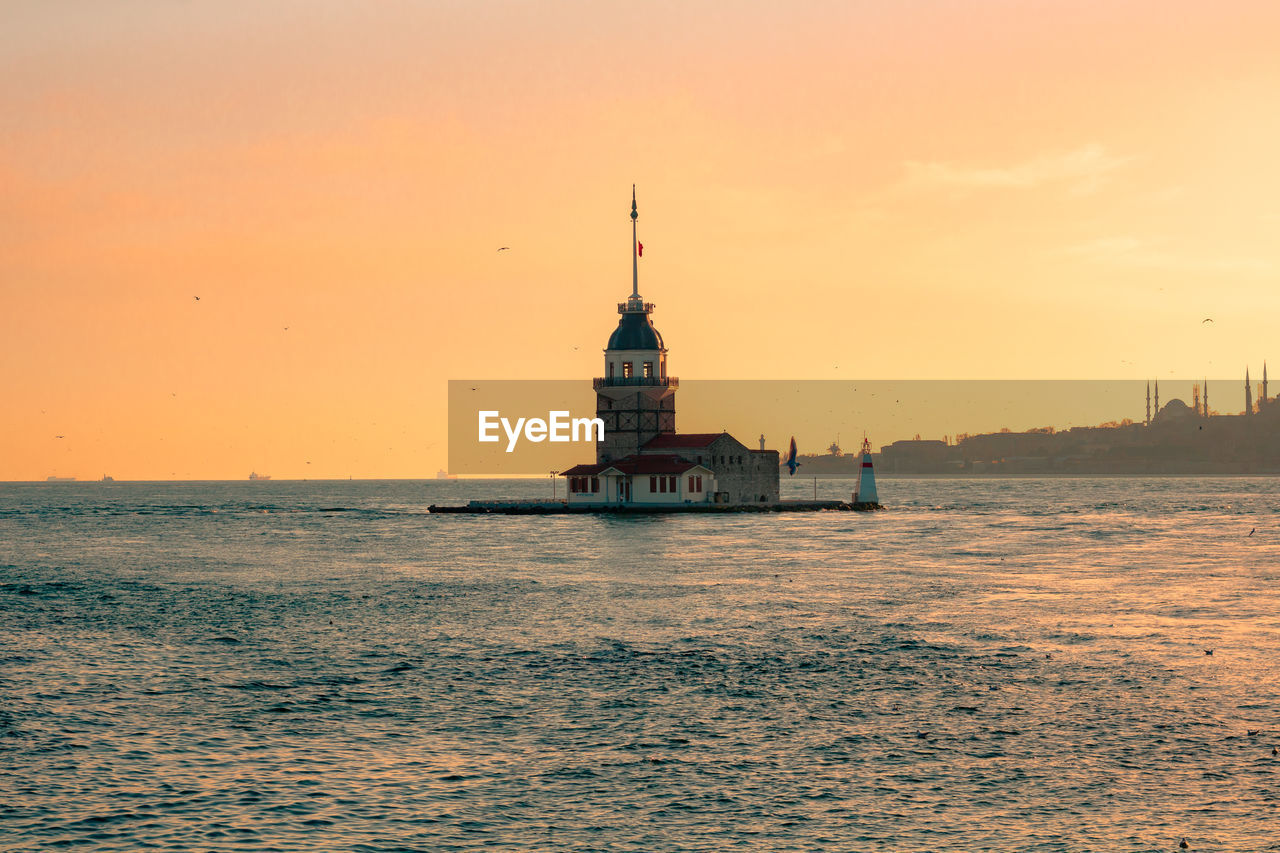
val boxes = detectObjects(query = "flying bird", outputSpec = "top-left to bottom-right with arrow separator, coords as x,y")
194,296 -> 201,301
1204,649 -> 1213,656
497,247 -> 510,252
783,436 -> 800,476
55,435 -> 64,439
1248,528 -> 1255,536
1202,318 -> 1213,323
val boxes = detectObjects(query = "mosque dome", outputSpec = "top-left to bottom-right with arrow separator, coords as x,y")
607,308 -> 665,351
1154,398 -> 1194,422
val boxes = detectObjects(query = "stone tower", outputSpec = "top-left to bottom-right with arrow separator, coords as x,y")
594,188 -> 677,464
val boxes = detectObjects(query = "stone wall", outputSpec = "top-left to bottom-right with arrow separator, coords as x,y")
703,435 -> 779,503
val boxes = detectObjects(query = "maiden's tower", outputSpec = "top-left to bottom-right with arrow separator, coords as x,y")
560,189 -> 780,506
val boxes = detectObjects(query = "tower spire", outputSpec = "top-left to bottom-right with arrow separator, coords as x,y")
1146,381 -> 1151,425
630,185 -> 639,299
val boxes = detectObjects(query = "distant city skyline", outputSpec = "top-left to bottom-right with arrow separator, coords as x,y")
4,2 -> 1280,479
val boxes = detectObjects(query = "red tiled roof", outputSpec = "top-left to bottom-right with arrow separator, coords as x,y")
560,463 -> 607,476
642,432 -> 725,449
601,454 -> 708,475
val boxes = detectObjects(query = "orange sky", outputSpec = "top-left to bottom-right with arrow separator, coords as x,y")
3,1 -> 1279,479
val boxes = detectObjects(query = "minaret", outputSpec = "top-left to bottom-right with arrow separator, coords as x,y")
1245,368 -> 1253,415
594,187 -> 677,463
1145,381 -> 1151,425
1193,383 -> 1201,417
1263,362 -> 1269,410
1204,379 -> 1209,417
759,434 -> 766,451
1154,379 -> 1159,418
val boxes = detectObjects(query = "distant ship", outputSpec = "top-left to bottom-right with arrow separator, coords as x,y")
100,475 -> 114,483
436,469 -> 457,480
249,472 -> 271,481
45,476 -> 75,483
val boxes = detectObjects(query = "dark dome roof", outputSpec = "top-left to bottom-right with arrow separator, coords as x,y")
1154,398 -> 1194,423
607,310 -> 664,351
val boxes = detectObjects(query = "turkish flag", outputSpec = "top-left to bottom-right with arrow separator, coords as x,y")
638,242 -> 644,257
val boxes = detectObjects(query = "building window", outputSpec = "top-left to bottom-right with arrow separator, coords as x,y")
668,476 -> 677,492
643,362 -> 653,378
650,476 -> 657,492
689,475 -> 704,492
608,362 -> 615,378
659,476 -> 668,493
591,477 -> 599,493
623,362 -> 633,378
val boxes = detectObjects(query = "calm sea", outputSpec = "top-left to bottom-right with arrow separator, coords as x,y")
2,478 -> 1278,852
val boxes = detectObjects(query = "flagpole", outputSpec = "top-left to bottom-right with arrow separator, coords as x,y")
631,184 -> 639,298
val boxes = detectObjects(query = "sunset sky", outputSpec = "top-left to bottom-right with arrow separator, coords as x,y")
3,1 -> 1279,479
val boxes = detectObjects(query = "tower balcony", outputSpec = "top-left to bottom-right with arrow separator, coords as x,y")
618,301 -> 655,314
593,376 -> 679,391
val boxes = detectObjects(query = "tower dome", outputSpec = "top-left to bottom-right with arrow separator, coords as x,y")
607,301 -> 665,351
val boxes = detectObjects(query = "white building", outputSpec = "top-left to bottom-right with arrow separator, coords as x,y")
563,455 -> 716,505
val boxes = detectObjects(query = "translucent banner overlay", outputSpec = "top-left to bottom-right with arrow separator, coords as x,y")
448,379 -> 1263,475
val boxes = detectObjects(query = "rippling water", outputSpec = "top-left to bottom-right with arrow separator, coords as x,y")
2,478 -> 1279,852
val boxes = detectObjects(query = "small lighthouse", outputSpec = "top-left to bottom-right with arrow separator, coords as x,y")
853,437 -> 879,506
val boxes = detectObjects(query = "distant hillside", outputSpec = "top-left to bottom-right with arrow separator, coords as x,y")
786,403 -> 1280,476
